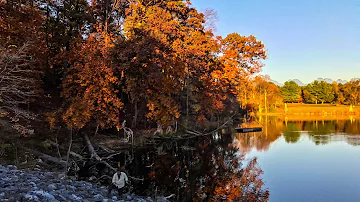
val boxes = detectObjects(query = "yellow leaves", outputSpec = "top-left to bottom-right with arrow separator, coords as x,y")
147,103 -> 155,111
146,96 -> 180,127
116,125 -> 121,131
46,112 -> 57,130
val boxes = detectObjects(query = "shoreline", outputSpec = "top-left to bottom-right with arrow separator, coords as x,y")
256,104 -> 360,120
0,164 -> 168,202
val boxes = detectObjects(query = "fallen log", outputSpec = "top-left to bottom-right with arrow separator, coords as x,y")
47,140 -> 84,161
83,134 -> 144,181
102,152 -> 122,160
69,151 -> 84,160
22,146 -> 66,166
83,134 -> 116,172
99,145 -> 115,153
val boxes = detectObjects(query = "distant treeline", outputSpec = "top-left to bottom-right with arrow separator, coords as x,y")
240,76 -> 360,113
279,80 -> 360,105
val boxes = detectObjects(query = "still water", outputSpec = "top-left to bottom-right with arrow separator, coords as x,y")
4,117 -> 358,201
238,117 -> 360,202
125,118 -> 360,201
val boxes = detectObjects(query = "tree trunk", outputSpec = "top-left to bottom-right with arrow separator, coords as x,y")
83,134 -> 116,172
185,64 -> 190,128
132,100 -> 138,128
65,127 -> 73,172
264,90 -> 267,114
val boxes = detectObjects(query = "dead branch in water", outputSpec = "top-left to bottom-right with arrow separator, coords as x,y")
83,133 -> 116,172
83,133 -> 144,181
154,113 -> 237,140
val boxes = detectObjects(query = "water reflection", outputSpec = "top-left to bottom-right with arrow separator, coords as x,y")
235,117 -> 360,202
128,133 -> 269,201
234,118 -> 360,154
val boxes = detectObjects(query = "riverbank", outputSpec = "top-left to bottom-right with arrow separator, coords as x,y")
0,164 -> 168,202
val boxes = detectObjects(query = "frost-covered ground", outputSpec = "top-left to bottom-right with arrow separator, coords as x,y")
0,165 -> 167,202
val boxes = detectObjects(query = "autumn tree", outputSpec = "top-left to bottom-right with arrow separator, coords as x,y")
114,0 -> 240,128
1,0 -> 269,132
61,28 -> 123,129
245,76 -> 282,113
0,0 -> 45,134
43,0 -> 93,93
0,44 -> 41,135
216,33 -> 266,116
218,33 -> 266,88
341,80 -> 360,105
114,0 -> 190,127
54,0 -> 129,129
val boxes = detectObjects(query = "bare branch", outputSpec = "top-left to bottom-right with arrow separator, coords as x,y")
0,42 -> 40,125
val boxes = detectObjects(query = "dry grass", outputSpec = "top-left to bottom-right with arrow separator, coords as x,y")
257,103 -> 360,117
274,115 -> 360,121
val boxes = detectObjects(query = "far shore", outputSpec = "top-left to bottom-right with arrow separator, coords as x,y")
256,103 -> 360,121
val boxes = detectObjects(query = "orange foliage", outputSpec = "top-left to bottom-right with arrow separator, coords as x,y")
213,158 -> 269,201
0,0 -> 269,131
61,28 -> 123,129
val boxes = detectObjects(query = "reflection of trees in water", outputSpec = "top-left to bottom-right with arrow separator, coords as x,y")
281,119 -> 360,146
234,118 -> 283,153
303,120 -> 336,136
128,134 -> 269,201
343,120 -> 360,135
301,119 -> 360,146
302,120 -> 360,135
345,136 -> 360,146
234,118 -> 360,152
282,122 -> 301,143
310,135 -> 331,145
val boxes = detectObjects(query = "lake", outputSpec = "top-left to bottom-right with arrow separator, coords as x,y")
237,117 -> 360,202
2,117 -> 360,201
123,117 -> 360,201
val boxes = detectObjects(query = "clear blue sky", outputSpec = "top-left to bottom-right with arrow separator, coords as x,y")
192,0 -> 360,84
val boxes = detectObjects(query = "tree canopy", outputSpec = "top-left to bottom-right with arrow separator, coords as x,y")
0,0 -> 267,133
280,81 -> 301,103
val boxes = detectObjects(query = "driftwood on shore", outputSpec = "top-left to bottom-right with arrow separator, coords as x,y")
21,146 -> 67,166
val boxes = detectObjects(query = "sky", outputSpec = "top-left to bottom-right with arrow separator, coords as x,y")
191,0 -> 360,84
